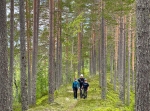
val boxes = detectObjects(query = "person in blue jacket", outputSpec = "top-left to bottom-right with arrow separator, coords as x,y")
72,78 -> 80,99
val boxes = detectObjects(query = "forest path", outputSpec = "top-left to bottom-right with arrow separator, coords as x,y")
26,75 -> 133,111
66,88 -> 80,111
27,76 -> 107,111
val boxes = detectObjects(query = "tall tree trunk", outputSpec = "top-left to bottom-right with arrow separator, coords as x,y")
78,31 -> 82,76
31,0 -> 40,105
26,0 -> 32,104
118,15 -> 125,103
98,24 -> 101,86
136,0 -> 150,110
131,31 -> 135,91
48,0 -> 55,103
90,36 -> 93,75
19,0 -> 28,110
71,41 -> 74,77
101,1 -> 106,99
127,13 -> 131,105
9,0 -> 14,110
56,0 -> 62,88
65,36 -> 69,83
114,17 -> 119,91
92,24 -> 96,75
122,16 -> 126,104
0,0 -> 9,110
98,0 -> 102,87
59,6 -> 63,86
110,51 -> 114,83
55,0 -> 59,89
90,24 -> 94,75
81,23 -> 84,74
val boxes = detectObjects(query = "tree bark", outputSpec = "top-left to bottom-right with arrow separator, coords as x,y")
31,0 -> 40,105
101,1 -> 106,99
136,0 -> 150,110
127,13 -> 131,105
118,15 -> 125,103
0,0 -> 9,110
26,0 -> 32,104
114,17 -> 119,91
48,0 -> 55,103
131,31 -> 135,91
19,0 -> 28,110
78,31 -> 82,76
9,0 -> 14,110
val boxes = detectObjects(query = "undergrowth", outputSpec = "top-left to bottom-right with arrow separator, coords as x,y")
13,75 -> 135,111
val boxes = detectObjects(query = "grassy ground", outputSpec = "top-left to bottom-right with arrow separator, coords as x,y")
13,75 -> 135,111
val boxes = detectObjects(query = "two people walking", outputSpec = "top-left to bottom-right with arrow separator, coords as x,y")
72,74 -> 89,99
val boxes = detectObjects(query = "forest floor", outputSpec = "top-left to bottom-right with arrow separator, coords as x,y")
14,75 -> 135,111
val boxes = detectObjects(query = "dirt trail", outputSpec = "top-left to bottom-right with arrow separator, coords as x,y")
66,90 -> 80,111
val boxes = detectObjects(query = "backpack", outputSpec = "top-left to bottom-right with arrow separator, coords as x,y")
73,81 -> 78,88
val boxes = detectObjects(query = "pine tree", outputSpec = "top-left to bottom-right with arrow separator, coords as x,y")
0,0 -> 9,110
136,0 -> 150,110
19,0 -> 28,110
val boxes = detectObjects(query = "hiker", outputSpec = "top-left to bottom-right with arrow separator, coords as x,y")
82,78 -> 89,99
72,78 -> 80,99
78,74 -> 85,98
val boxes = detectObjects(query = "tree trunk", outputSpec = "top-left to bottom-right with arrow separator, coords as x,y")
19,0 -> 28,110
9,0 -> 14,110
110,51 -> 114,83
26,0 -> 32,104
98,24 -> 101,86
48,0 -> 55,103
0,0 -> 9,110
118,15 -> 125,103
55,0 -> 62,88
31,0 -> 40,105
127,13 -> 131,105
101,1 -> 106,99
65,36 -> 69,83
92,24 -> 96,75
131,31 -> 135,91
114,17 -> 119,91
136,0 -> 150,110
78,31 -> 82,76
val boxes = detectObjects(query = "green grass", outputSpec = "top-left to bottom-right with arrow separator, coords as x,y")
13,75 -> 135,111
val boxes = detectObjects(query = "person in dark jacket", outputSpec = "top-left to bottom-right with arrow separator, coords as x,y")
78,74 -> 85,98
82,78 -> 89,99
72,78 -> 79,99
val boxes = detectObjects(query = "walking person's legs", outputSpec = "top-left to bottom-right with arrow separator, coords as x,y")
80,88 -> 82,98
83,89 -> 87,99
74,88 -> 77,99
84,90 -> 87,98
73,89 -> 75,98
75,88 -> 77,99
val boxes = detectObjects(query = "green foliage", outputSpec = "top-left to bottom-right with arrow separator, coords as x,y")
63,13 -> 84,39
36,59 -> 48,99
13,103 -> 21,111
36,95 -> 48,105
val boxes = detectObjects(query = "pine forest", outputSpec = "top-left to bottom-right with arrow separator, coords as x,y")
0,0 -> 149,111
